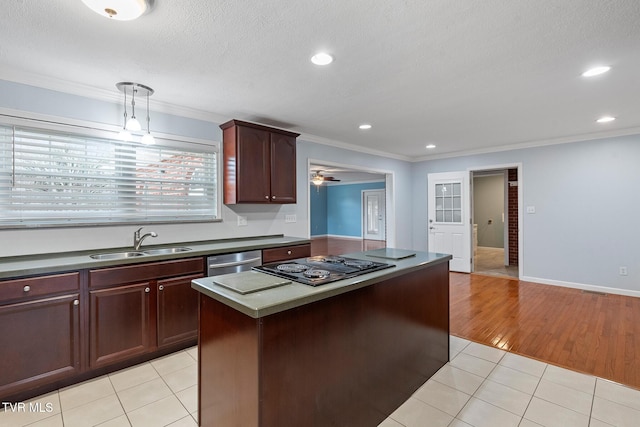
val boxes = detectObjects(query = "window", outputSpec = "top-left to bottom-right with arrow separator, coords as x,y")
434,182 -> 462,223
0,123 -> 218,227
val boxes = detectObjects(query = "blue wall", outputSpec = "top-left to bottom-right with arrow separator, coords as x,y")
311,182 -> 385,238
309,185 -> 327,236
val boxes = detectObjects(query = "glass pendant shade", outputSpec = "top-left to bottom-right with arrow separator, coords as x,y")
125,117 -> 142,131
119,129 -> 132,141
141,133 -> 155,145
81,0 -> 150,21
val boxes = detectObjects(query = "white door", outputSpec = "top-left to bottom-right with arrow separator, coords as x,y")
428,172 -> 471,272
363,190 -> 386,241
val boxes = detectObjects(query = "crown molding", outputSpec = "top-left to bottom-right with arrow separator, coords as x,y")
0,68 -> 230,124
413,126 -> 640,162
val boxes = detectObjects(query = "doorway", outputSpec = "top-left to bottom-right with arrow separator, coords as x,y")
308,161 -> 392,254
471,168 -> 519,279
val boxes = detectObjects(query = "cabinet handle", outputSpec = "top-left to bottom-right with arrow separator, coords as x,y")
73,299 -> 79,306
158,285 -> 164,291
23,285 -> 31,293
271,195 -> 276,200
145,287 -> 150,293
287,250 -> 292,255
265,195 -> 269,199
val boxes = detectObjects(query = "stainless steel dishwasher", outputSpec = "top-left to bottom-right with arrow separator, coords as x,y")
207,250 -> 262,276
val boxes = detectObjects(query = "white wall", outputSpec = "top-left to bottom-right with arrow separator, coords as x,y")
0,80 -> 414,256
411,134 -> 640,295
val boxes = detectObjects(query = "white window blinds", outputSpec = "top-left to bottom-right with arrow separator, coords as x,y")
0,124 -> 217,227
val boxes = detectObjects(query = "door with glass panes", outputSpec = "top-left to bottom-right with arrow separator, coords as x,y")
427,172 -> 471,272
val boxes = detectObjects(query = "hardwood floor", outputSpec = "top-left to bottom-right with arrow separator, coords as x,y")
312,237 -> 640,390
450,272 -> 640,390
310,236 -> 386,256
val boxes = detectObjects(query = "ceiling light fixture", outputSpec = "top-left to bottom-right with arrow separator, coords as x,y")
359,124 -> 372,130
582,66 -> 611,77
140,90 -> 155,145
311,52 -> 333,66
312,174 -> 325,186
118,87 -> 132,141
116,82 -> 154,142
426,144 -> 436,149
81,0 -> 153,21
596,116 -> 616,123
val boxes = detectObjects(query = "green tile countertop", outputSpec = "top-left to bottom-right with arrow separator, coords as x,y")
0,235 -> 310,279
192,250 -> 452,318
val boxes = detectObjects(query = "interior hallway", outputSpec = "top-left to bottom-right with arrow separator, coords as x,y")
474,246 -> 518,279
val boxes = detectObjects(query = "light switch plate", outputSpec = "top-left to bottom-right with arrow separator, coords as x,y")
285,214 -> 297,223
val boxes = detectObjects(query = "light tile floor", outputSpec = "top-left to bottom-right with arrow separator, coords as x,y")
3,338 -> 640,427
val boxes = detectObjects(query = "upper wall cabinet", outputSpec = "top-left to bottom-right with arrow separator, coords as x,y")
220,120 -> 299,204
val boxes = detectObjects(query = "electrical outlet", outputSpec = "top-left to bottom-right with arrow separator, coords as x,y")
619,266 -> 628,276
237,216 -> 247,226
285,214 -> 297,223
526,206 -> 536,214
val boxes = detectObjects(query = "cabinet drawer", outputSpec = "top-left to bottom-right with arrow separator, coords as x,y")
0,272 -> 80,302
262,244 -> 311,263
90,257 -> 204,289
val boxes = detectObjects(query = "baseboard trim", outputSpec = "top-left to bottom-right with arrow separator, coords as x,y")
520,275 -> 640,298
312,234 -> 363,241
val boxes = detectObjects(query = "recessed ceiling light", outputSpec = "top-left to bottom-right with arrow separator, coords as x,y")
426,144 -> 436,149
582,66 -> 611,77
596,116 -> 616,123
359,124 -> 372,130
311,52 -> 333,66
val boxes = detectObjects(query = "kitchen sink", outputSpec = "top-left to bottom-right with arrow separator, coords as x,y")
90,251 -> 146,260
89,247 -> 192,260
142,247 -> 192,255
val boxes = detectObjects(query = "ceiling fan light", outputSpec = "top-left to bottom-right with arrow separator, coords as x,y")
81,0 -> 150,21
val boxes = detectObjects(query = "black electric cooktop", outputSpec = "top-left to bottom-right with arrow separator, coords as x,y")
253,255 -> 394,286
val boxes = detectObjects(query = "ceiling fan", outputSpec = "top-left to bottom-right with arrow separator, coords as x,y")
311,171 -> 340,185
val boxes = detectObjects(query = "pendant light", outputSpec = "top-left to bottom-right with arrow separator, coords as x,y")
125,87 -> 141,131
140,90 -> 155,145
118,87 -> 132,141
81,0 -> 153,21
116,82 -> 154,142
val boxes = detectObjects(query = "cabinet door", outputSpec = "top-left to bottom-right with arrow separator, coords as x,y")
270,133 -> 297,203
236,125 -> 271,203
0,294 -> 81,397
157,274 -> 202,348
89,283 -> 153,368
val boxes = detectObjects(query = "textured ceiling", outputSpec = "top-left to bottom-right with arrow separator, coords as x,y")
2,0 -> 640,160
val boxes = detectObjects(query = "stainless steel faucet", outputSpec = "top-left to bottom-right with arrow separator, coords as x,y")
133,227 -> 157,250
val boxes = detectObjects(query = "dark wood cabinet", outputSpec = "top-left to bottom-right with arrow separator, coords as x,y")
157,273 -> 202,348
89,282 -> 153,368
262,243 -> 311,263
0,273 -> 81,398
88,258 -> 203,369
221,119 -> 299,204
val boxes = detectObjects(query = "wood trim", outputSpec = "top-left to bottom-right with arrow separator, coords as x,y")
89,258 -> 204,289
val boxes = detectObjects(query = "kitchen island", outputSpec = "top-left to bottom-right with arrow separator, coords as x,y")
191,250 -> 451,427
